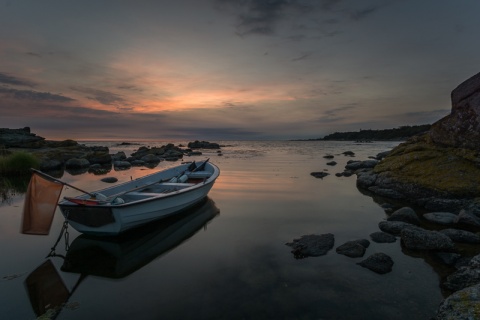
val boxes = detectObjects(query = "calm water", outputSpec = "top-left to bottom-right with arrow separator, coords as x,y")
0,140 -> 447,319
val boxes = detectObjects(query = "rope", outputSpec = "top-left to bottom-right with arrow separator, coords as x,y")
47,220 -> 70,258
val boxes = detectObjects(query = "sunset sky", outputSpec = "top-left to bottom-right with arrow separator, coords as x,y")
1,0 -> 479,141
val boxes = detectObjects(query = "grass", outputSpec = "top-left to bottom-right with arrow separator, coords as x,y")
0,151 -> 40,175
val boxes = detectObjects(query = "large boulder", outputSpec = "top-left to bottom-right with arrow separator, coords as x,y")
430,71 -> 480,150
0,127 -> 45,147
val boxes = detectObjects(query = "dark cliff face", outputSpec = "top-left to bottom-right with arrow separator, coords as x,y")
429,71 -> 480,150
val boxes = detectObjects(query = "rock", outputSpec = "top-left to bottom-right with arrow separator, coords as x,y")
65,158 -> 90,169
440,229 -> 480,244
356,169 -> 377,188
188,140 -> 220,149
367,187 -> 405,199
368,73 -> 480,206
357,253 -> 394,274
113,161 -> 132,169
434,252 -> 462,266
422,198 -> 467,212
0,127 -> 45,147
326,161 -> 337,166
39,159 -> 63,171
336,239 -> 370,258
378,221 -> 418,236
323,154 -> 334,159
455,209 -> 480,227
345,160 -> 378,171
85,151 -> 111,165
400,228 -> 455,251
285,233 -> 335,259
140,154 -> 161,163
443,265 -> 480,292
101,177 -> 118,183
310,172 -> 329,179
370,231 -> 396,243
342,151 -> 355,156
375,151 -> 391,160
430,71 -> 480,150
387,207 -> 420,225
111,151 -> 127,161
131,160 -> 145,166
423,212 -> 458,225
434,284 -> 480,320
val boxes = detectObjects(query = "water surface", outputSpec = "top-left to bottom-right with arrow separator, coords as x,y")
0,141 -> 446,319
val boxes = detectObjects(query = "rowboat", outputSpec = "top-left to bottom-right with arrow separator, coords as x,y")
57,160 -> 220,236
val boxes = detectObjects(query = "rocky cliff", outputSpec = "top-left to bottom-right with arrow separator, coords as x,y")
358,71 -> 480,212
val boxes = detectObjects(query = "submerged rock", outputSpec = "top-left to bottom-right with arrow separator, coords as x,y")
286,233 -> 335,259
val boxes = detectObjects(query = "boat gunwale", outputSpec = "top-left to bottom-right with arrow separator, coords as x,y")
58,162 -> 220,209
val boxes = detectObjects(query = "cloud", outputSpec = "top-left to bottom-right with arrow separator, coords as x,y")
0,72 -> 36,87
0,86 -> 74,102
70,86 -> 127,106
216,0 -> 313,36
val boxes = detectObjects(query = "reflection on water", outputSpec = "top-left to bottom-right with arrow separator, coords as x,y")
24,198 -> 219,318
0,141 -> 455,319
0,175 -> 30,204
61,198 -> 219,278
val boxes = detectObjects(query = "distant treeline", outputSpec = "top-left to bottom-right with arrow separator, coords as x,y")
316,124 -> 432,141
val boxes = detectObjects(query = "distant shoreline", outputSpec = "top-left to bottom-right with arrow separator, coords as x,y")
292,124 -> 431,142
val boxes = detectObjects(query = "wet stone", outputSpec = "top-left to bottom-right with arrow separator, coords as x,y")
370,231 -> 396,243
357,253 -> 394,274
286,233 -> 335,259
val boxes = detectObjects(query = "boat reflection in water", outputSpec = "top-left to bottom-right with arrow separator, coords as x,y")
61,197 -> 220,278
25,197 -> 219,317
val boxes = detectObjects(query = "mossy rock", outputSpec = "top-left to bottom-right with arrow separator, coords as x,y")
374,136 -> 480,198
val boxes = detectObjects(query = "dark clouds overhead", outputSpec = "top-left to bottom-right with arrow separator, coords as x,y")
0,0 -> 479,140
0,72 -> 36,87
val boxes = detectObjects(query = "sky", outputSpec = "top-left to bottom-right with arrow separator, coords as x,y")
0,0 -> 479,141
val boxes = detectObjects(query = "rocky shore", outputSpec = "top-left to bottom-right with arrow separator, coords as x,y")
301,72 -> 480,319
0,128 -> 220,175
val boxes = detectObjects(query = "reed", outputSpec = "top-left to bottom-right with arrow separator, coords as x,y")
0,151 -> 40,175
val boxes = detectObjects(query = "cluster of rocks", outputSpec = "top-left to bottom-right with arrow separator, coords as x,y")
285,232 -> 394,274
306,72 -> 480,319
0,128 -> 221,174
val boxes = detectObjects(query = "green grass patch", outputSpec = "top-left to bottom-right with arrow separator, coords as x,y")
0,151 -> 40,175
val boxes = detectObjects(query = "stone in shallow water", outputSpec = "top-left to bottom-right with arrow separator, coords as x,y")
357,253 -> 394,274
310,172 -> 330,179
387,207 -> 420,225
370,231 -> 396,243
285,233 -> 334,259
101,177 -> 118,183
401,228 -> 455,251
336,239 -> 369,258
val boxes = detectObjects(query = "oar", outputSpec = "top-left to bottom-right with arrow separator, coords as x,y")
31,169 -> 96,197
191,158 -> 209,172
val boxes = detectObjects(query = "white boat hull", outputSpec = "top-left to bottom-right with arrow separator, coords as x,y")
58,161 -> 219,236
